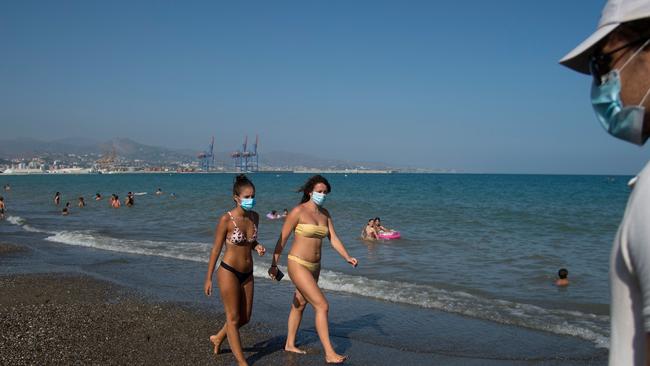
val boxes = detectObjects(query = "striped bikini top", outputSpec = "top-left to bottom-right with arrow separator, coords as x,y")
226,211 -> 257,245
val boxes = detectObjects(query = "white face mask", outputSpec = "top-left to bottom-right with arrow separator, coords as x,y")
239,197 -> 255,211
590,39 -> 650,145
311,191 -> 326,206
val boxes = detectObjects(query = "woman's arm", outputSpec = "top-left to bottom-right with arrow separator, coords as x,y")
268,207 -> 300,277
250,212 -> 266,256
325,210 -> 358,267
204,214 -> 229,296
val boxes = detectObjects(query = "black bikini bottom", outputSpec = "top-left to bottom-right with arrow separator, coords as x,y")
220,261 -> 253,284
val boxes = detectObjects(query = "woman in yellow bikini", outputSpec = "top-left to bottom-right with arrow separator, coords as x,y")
268,175 -> 358,364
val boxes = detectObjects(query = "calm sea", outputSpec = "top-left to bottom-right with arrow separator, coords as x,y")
0,173 -> 632,349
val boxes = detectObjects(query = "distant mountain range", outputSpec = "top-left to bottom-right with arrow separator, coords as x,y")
0,137 -> 193,165
0,137 -> 398,170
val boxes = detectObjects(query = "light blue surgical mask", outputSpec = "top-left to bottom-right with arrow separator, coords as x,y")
240,197 -> 255,211
591,39 -> 650,146
311,192 -> 326,206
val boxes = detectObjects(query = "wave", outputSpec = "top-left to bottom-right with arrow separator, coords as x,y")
8,217 -> 610,348
43,229 -> 610,348
5,216 -> 48,233
6,215 -> 25,226
316,269 -> 609,348
44,230 -> 209,262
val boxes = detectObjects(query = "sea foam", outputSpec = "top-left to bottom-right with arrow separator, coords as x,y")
39,226 -> 610,348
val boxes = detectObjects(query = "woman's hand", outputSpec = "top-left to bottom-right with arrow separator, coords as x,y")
255,244 -> 266,256
347,257 -> 358,267
268,266 -> 278,280
204,278 -> 213,296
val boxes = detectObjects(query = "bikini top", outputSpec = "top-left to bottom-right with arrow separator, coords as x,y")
226,211 -> 257,245
295,223 -> 329,239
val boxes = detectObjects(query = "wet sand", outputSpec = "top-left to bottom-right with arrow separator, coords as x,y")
0,242 -> 298,365
0,241 -> 607,365
0,242 -> 27,255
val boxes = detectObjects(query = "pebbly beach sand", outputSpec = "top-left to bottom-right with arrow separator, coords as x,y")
0,239 -> 608,365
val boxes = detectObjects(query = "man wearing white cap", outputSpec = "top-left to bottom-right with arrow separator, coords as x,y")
560,0 -> 650,364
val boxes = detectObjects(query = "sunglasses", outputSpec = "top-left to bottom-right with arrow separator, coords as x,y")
589,36 -> 649,86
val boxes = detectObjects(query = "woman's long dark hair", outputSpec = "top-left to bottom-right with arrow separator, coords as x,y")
297,175 -> 331,203
233,174 -> 255,196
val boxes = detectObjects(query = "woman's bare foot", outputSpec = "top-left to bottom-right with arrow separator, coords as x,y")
209,335 -> 224,354
325,352 -> 347,364
284,344 -> 307,354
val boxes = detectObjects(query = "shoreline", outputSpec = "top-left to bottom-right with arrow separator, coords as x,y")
0,239 -> 608,365
0,243 -> 326,366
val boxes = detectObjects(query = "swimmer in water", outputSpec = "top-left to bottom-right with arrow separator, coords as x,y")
125,192 -> 134,207
112,195 -> 121,208
373,217 -> 390,233
95,193 -> 102,201
78,197 -> 85,208
170,192 -> 176,199
62,202 -> 70,216
155,188 -> 163,196
268,175 -> 357,363
282,208 -> 288,217
0,196 -> 5,220
556,268 -> 569,287
54,192 -> 61,206
362,219 -> 378,240
3,184 -> 10,192
204,174 -> 266,365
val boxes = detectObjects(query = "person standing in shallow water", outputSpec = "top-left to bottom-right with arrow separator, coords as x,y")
560,1 -> 650,364
268,175 -> 358,364
125,192 -> 134,207
61,202 -> 70,216
111,195 -> 121,209
204,174 -> 266,366
54,192 -> 61,206
0,196 -> 5,220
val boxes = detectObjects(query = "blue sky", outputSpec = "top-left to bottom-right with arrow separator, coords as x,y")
1,0 -> 647,174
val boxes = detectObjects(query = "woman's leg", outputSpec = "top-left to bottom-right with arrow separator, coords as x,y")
217,267 -> 248,366
239,277 -> 254,327
211,277 -> 253,354
285,289 -> 307,353
287,260 -> 346,363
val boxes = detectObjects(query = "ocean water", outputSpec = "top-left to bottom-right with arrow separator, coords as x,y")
0,173 -> 631,350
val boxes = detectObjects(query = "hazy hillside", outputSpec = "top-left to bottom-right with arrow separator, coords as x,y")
96,138 -> 194,164
0,137 -> 397,170
0,137 -> 98,157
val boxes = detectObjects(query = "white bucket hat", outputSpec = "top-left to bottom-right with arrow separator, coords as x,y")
560,0 -> 650,74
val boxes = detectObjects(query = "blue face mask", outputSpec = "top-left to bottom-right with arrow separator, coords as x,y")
590,40 -> 650,146
240,197 -> 255,211
311,192 -> 326,206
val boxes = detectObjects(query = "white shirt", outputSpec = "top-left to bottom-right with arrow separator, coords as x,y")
610,161 -> 650,365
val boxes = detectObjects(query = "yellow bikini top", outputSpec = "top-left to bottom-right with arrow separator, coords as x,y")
295,223 -> 329,239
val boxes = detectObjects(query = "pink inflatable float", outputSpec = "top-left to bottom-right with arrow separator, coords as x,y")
377,231 -> 401,240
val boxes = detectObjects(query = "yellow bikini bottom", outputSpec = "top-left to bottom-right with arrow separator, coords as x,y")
288,254 -> 320,273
